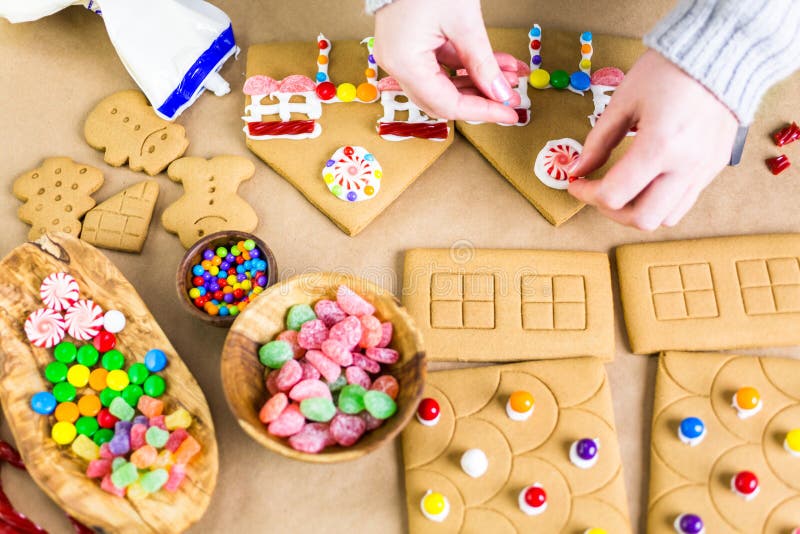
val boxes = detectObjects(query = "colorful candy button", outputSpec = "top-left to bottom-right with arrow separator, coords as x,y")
529,69 -> 550,89
731,470 -> 759,501
51,421 -> 77,445
31,391 -> 57,415
678,417 -> 706,446
96,408 -> 118,429
674,513 -> 704,534
77,394 -> 101,417
53,341 -> 77,363
144,349 -> 167,373
570,438 -> 599,469
53,382 -> 76,403
102,310 -> 126,334
127,363 -> 149,385
784,428 -> 800,457
93,330 -> 117,353
420,490 -> 449,522
106,369 -> 130,391
336,83 -> 357,102
75,416 -> 99,437
44,361 -> 68,383
54,401 -> 79,423
460,448 -> 488,478
416,398 -> 441,426
101,349 -> 125,371
67,364 -> 90,388
143,375 -> 166,397
506,390 -> 535,421
76,344 -> 99,367
88,367 -> 108,391
732,386 -> 762,419
550,69 -> 570,89
569,71 -> 591,91
518,484 -> 547,515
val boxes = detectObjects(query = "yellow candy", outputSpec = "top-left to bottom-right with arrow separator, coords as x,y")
422,492 -> 446,515
66,364 -> 90,388
126,481 -> 148,501
785,429 -> 800,452
51,421 -> 77,445
253,287 -> 263,295
509,390 -> 534,413
209,266 -> 220,276
165,408 -> 193,430
580,59 -> 592,71
152,449 -> 174,470
89,368 -> 108,391
374,170 -> 382,179
227,275 -> 237,285
735,387 -> 760,410
324,173 -> 334,184
529,69 -> 550,89
71,434 -> 99,461
585,529 -> 607,534
106,369 -> 130,391
55,402 -> 79,423
336,82 -> 357,102
241,279 -> 252,291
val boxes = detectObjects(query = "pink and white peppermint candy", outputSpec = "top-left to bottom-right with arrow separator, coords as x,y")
39,272 -> 79,311
25,308 -> 66,348
64,299 -> 104,340
279,75 -> 316,93
533,138 -> 583,190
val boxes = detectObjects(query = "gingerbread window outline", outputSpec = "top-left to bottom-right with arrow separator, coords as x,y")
648,263 -> 719,321
429,273 -> 496,330
736,257 -> 800,316
520,274 -> 587,331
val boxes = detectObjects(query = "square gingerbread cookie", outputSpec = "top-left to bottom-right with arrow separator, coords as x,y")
648,351 -> 800,533
402,358 -> 631,533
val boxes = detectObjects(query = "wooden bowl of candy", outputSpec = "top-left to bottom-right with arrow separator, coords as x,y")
220,272 -> 426,463
176,230 -> 277,328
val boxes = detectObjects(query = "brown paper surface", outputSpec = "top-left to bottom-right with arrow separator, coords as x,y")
0,1 -> 799,532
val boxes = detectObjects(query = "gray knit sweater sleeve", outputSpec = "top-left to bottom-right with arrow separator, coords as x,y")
645,0 -> 800,124
365,0 -> 394,14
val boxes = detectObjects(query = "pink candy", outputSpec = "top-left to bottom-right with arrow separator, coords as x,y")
345,366 -> 372,389
86,459 -> 112,479
330,413 -> 366,447
101,474 -> 125,497
130,423 -> 147,450
276,359 -> 303,391
377,322 -> 393,348
314,299 -> 347,327
336,285 -> 375,316
259,392 -> 289,424
371,375 -> 399,400
298,319 -> 329,350
299,360 -> 321,381
266,369 -> 280,395
352,352 -> 381,374
358,315 -> 382,349
165,428 -> 189,452
164,463 -> 186,492
321,339 -> 353,367
329,316 -> 362,349
288,423 -> 335,453
305,350 -> 341,383
289,378 -> 332,401
268,403 -> 305,437
277,330 -> 305,359
365,347 -> 399,364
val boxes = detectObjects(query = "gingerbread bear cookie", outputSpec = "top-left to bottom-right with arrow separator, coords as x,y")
13,157 -> 104,240
162,156 -> 259,248
84,90 -> 189,176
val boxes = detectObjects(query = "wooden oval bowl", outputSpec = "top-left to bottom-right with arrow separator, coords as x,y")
176,231 -> 277,328
221,272 -> 426,463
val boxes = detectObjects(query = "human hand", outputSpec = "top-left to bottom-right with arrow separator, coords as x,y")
567,49 -> 739,230
373,0 -> 520,123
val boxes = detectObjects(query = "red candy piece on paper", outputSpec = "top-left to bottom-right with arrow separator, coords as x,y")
377,322 -> 393,348
371,375 -> 400,400
288,422 -> 334,453
352,352 -> 381,374
321,339 -> 354,366
276,359 -> 303,391
277,330 -> 305,359
314,299 -> 347,327
345,366 -> 372,389
289,378 -> 333,401
304,350 -> 342,383
329,315 -> 362,349
259,392 -> 289,424
365,347 -> 399,365
298,319 -> 329,350
773,122 -> 800,147
358,315 -> 383,349
330,413 -> 367,447
267,403 -> 305,437
336,285 -> 376,317
766,154 -> 791,175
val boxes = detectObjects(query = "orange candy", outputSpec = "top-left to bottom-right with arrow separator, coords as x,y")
318,55 -> 328,65
371,375 -> 399,400
130,445 -> 158,468
735,387 -> 761,410
89,368 -> 108,391
509,390 -> 534,413
55,402 -> 80,423
174,435 -> 201,465
78,394 -> 102,417
581,43 -> 592,54
137,395 -> 164,418
364,68 -> 376,79
356,82 -> 378,102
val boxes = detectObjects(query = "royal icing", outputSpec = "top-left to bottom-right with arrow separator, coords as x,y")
534,138 -> 583,190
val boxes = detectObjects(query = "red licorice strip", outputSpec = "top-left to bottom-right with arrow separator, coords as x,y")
514,108 -> 529,124
766,154 -> 791,175
0,440 -> 91,534
247,120 -> 316,137
773,121 -> 800,147
378,121 -> 449,139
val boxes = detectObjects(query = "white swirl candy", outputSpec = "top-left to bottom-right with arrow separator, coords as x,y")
39,272 -> 80,311
25,308 -> 66,348
64,299 -> 104,341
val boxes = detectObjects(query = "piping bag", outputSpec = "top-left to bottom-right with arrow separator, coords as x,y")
0,0 -> 238,121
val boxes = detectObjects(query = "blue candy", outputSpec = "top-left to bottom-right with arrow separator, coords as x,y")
316,72 -> 327,82
31,391 -> 57,415
679,417 -> 705,439
581,31 -> 593,41
192,265 -> 204,276
144,349 -> 168,373
569,71 -> 591,91
529,27 -> 541,38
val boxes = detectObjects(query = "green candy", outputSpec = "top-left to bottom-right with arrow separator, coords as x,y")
110,461 -> 138,488
76,344 -> 99,367
99,387 -> 121,407
53,342 -> 77,364
93,428 -> 114,446
121,384 -> 144,406
243,239 -> 256,251
337,384 -> 367,414
101,349 -> 125,371
111,457 -> 127,471
44,361 -> 68,383
143,375 -> 166,397
363,390 -> 397,419
75,416 -> 99,437
140,469 -> 169,493
127,363 -> 149,385
300,397 -> 336,422
109,396 -> 134,421
286,304 -> 316,331
327,375 -> 347,392
145,426 -> 169,448
52,382 -> 76,403
550,69 -> 570,89
258,341 -> 293,369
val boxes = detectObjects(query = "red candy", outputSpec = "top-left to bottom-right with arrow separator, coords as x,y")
276,359 -> 302,391
314,299 -> 347,327
92,330 -> 117,353
86,459 -> 111,478
165,429 -> 189,452
289,378 -> 333,401
774,121 -> 800,147
298,319 -> 329,350
298,359 -> 321,381
766,154 -> 791,175
268,403 -> 305,437
288,422 -> 334,453
329,315 -> 362,349
358,315 -> 383,349
330,413 -> 366,447
734,470 -> 759,495
318,39 -> 329,49
345,366 -> 372,389
304,350 -> 342,383
315,81 -> 337,101
164,463 -> 186,492
321,339 -> 354,366
365,347 -> 399,364
417,398 -> 440,422
524,486 -> 547,507
371,375 -> 399,400
96,408 -> 118,429
259,392 -> 289,424
336,285 -> 375,316
265,369 -> 280,395
352,352 -> 381,374
377,322 -> 393,348
277,330 -> 305,359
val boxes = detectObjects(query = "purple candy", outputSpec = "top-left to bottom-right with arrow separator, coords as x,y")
115,421 -> 132,434
368,54 -> 375,64
224,293 -> 235,304
202,272 -> 212,281
220,261 -> 230,271
678,514 -> 703,534
250,249 -> 260,259
225,254 -> 235,263
237,273 -> 247,282
209,283 -> 220,292
326,159 -> 335,167
347,191 -> 357,202
133,415 -> 148,426
532,55 -> 542,65
202,249 -> 215,260
576,438 -> 598,460
257,275 -> 267,287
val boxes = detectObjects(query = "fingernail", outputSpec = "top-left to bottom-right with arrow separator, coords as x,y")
503,100 -> 510,106
491,75 -> 514,102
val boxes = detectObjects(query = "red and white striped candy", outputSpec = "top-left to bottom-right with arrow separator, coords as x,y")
64,299 -> 104,340
39,272 -> 79,311
25,307 -> 66,348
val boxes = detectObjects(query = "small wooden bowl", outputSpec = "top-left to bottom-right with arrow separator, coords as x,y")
221,273 -> 426,463
176,231 -> 277,328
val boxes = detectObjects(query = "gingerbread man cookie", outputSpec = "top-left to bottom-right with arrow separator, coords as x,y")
84,90 -> 189,176
162,156 -> 259,248
13,157 -> 104,240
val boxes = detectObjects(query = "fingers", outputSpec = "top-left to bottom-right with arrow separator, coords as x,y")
595,172 -> 690,230
662,183 -> 703,227
569,99 -> 636,178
